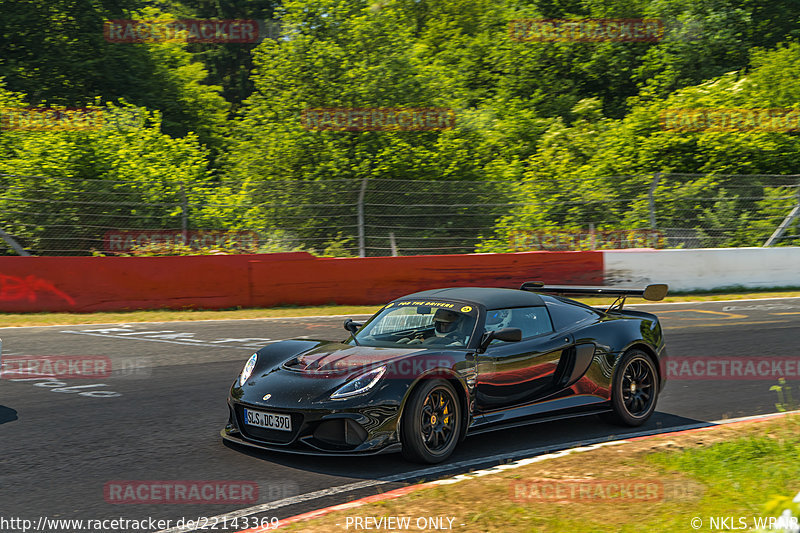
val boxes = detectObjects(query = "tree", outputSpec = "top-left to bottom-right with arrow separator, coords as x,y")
0,96 -> 211,255
0,1 -> 230,158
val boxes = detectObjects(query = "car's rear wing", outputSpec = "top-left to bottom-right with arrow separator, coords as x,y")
519,281 -> 668,311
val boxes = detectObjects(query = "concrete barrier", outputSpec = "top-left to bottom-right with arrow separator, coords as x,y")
604,247 -> 800,291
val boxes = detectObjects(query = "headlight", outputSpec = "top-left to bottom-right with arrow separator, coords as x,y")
239,353 -> 258,387
331,366 -> 386,399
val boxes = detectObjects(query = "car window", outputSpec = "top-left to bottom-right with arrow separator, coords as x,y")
352,301 -> 478,348
545,298 -> 602,330
368,309 -> 434,335
484,306 -> 553,341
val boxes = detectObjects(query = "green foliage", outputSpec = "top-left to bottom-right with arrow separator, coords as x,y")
112,236 -> 257,256
647,426 -> 800,510
0,95 -> 210,255
763,494 -> 800,520
319,232 -> 357,257
3,0 -> 800,255
219,0 -> 522,250
254,230 -> 308,254
0,1 -> 230,158
770,378 -> 797,412
479,40 -> 800,252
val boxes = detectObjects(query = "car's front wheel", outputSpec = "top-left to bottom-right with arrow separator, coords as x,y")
401,379 -> 461,464
605,349 -> 659,426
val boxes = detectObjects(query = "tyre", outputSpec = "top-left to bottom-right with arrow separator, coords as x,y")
604,349 -> 659,426
401,379 -> 461,464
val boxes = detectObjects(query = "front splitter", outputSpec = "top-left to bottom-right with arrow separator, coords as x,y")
221,428 -> 403,457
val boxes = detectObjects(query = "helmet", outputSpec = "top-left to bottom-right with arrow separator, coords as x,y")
433,308 -> 462,336
485,309 -> 511,332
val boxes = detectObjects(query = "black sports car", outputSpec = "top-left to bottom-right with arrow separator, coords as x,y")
222,282 -> 669,463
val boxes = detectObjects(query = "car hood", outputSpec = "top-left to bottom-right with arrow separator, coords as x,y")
283,342 -> 428,374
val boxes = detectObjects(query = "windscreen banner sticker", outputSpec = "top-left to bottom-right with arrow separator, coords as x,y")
394,300 -> 477,314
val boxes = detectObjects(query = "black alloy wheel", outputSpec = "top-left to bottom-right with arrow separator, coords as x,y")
401,379 -> 461,464
604,349 -> 659,426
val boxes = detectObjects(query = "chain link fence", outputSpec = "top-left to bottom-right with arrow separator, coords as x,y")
1,173 -> 799,256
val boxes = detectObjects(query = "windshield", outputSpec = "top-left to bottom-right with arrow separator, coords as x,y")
351,301 -> 478,348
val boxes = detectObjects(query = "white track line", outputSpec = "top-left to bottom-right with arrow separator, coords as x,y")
628,296 -> 800,307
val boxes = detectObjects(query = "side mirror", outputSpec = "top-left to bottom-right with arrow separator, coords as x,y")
478,327 -> 522,353
343,318 -> 363,335
643,284 -> 669,301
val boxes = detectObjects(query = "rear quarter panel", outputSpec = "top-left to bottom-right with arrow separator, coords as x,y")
576,309 -> 666,392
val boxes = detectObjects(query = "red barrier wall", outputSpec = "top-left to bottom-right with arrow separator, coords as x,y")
0,251 -> 602,312
248,251 -> 603,307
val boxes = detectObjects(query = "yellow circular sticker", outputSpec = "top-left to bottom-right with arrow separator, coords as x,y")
460,306 -> 473,313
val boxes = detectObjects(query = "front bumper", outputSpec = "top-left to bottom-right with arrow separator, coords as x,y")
222,397 -> 403,456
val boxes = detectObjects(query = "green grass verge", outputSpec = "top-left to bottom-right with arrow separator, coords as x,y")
1,288 -> 799,327
279,415 -> 800,533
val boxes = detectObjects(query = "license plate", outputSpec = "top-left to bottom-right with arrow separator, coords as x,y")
243,408 -> 292,432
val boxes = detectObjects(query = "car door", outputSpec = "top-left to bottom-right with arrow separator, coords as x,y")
475,306 -> 573,411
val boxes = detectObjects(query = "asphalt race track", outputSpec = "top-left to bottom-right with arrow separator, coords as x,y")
1,298 -> 799,532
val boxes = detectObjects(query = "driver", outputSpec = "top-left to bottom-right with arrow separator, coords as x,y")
424,308 -> 469,346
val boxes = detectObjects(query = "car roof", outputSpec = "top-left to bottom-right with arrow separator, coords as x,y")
395,287 -> 544,309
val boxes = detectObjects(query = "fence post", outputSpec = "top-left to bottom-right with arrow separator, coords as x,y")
357,176 -> 370,257
763,188 -> 800,247
649,173 -> 662,229
180,182 -> 188,241
0,228 -> 30,256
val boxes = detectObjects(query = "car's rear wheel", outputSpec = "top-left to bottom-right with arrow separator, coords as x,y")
401,379 -> 461,464
604,349 -> 658,426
